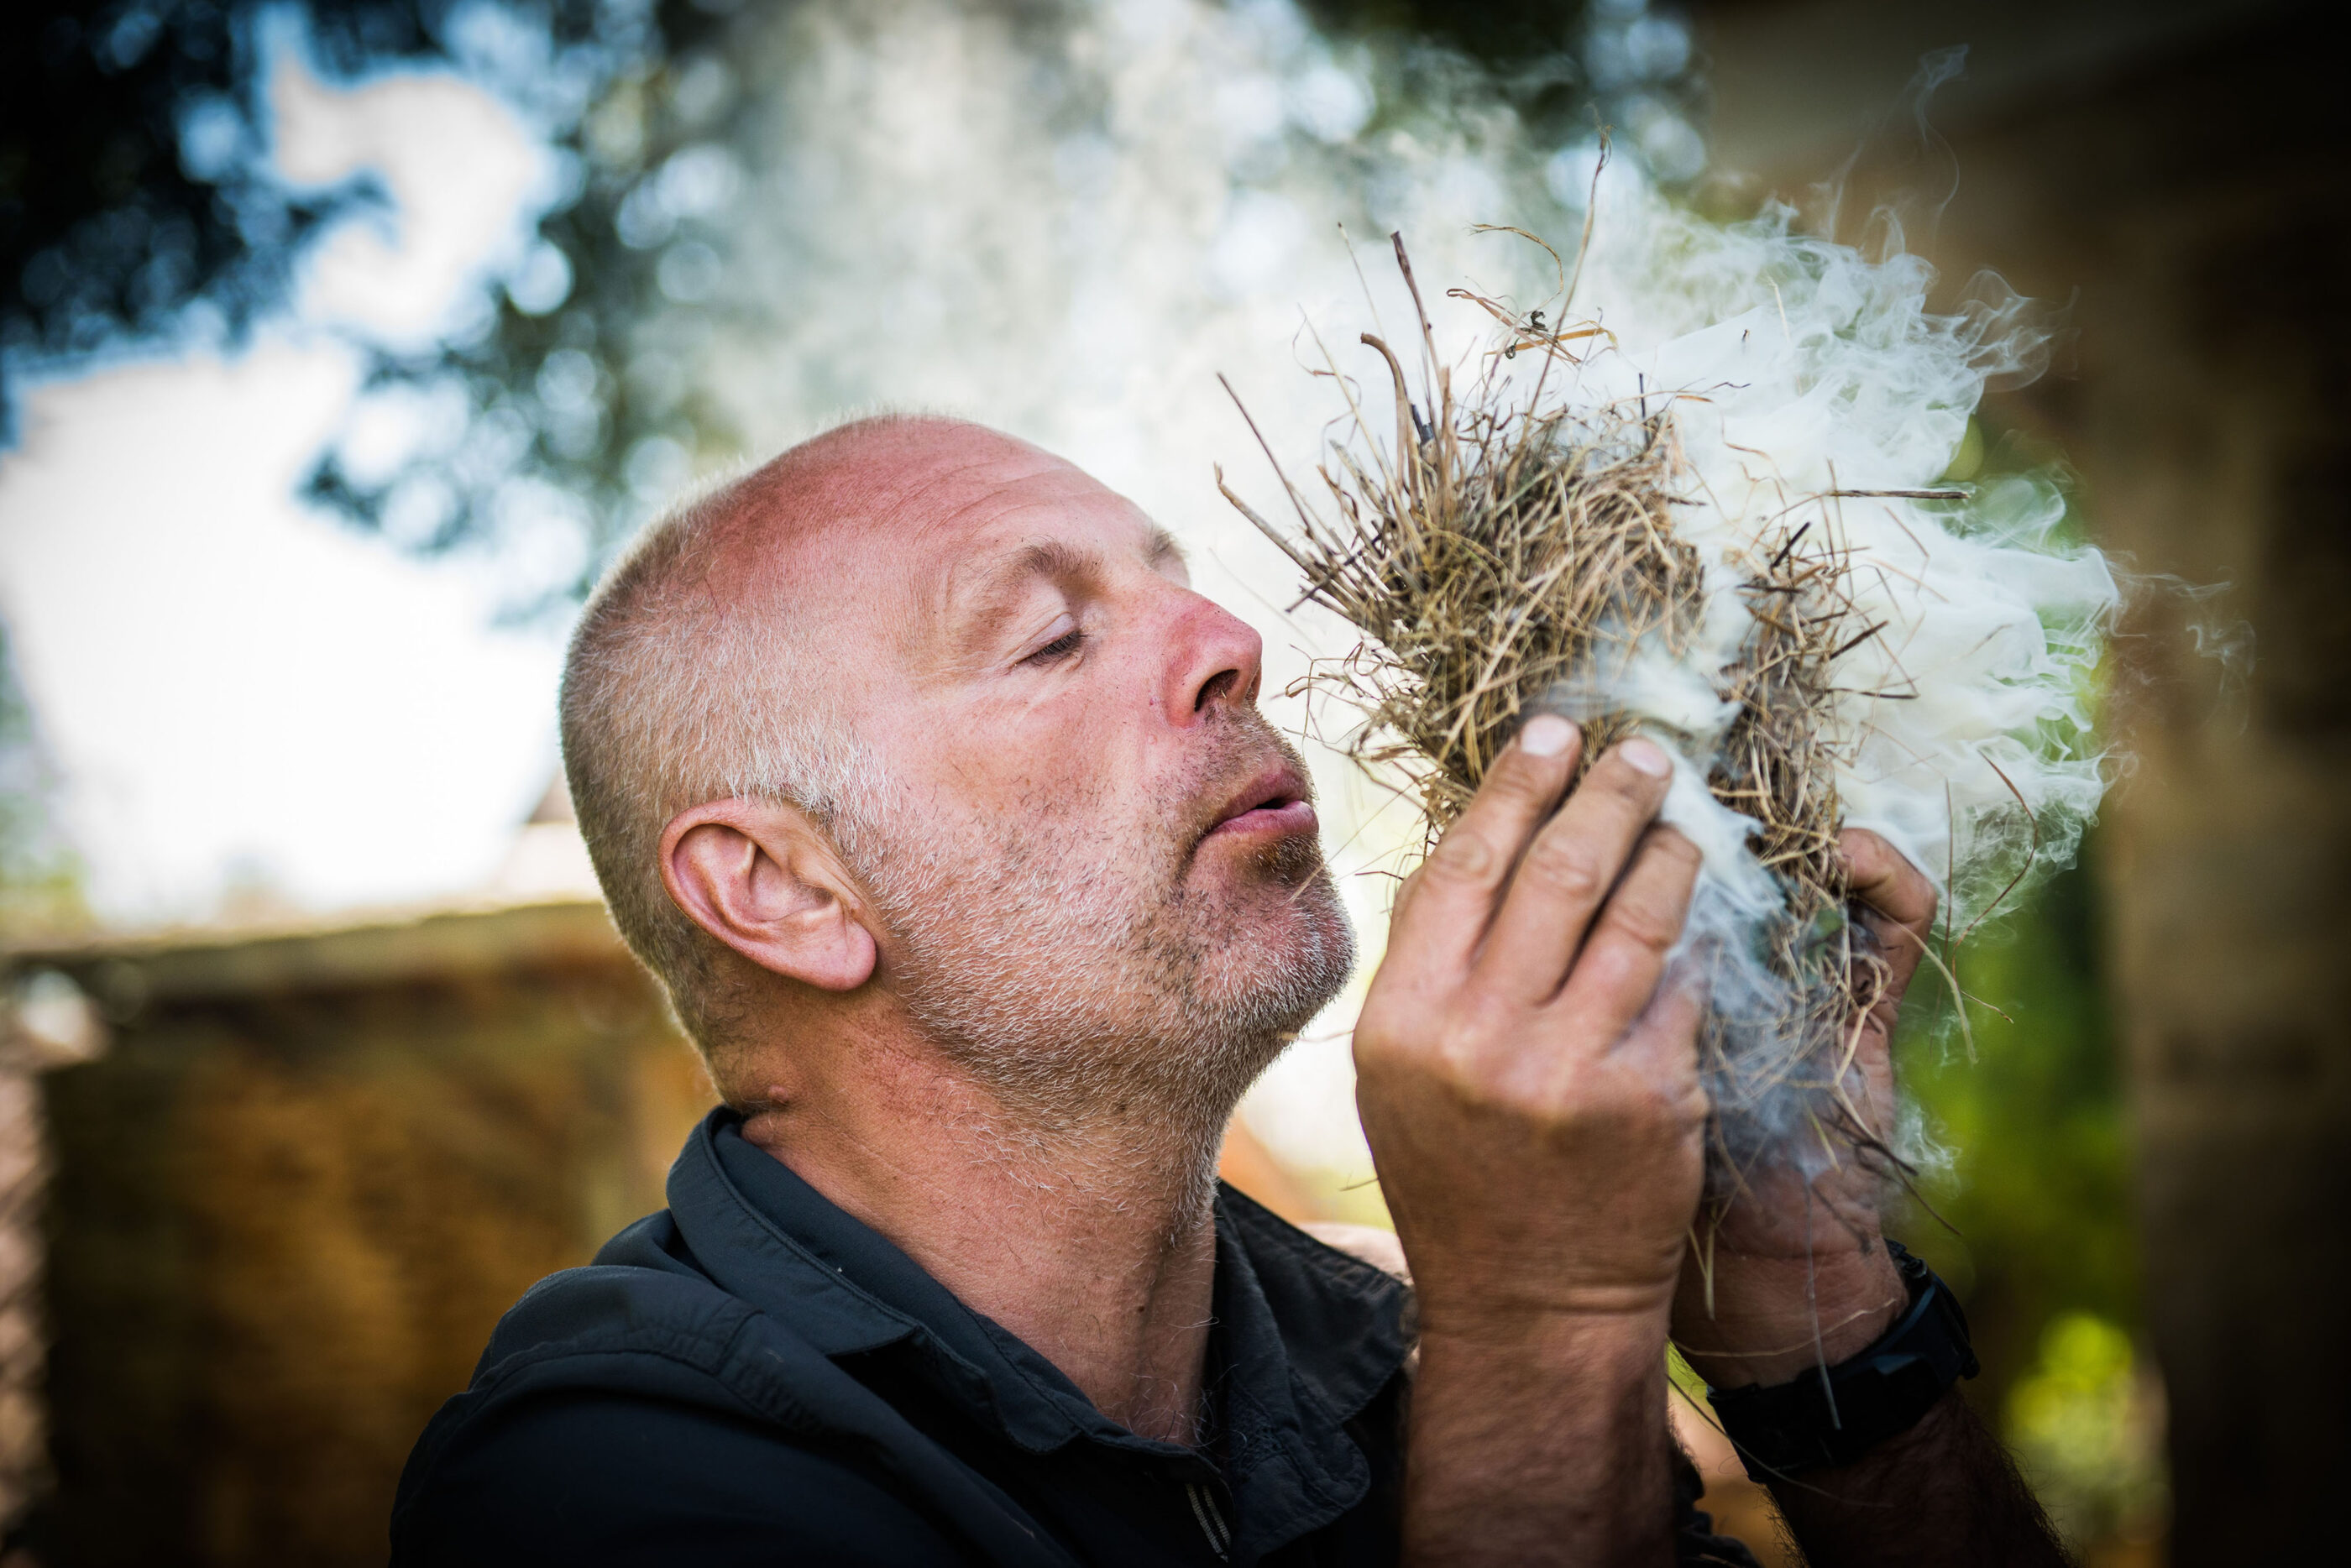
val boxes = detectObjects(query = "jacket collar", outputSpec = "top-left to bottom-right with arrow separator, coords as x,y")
661,1107 -> 1411,1503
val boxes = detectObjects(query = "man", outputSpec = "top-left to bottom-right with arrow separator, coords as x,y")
394,416 -> 2065,1565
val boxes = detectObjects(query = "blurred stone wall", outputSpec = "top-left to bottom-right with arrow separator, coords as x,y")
1,1040 -> 58,1538
17,902 -> 714,1568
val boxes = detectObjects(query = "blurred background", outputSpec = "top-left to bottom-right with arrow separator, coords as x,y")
1,1 -> 2341,1563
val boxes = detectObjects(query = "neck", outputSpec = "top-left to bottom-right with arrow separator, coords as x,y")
738,1020 -> 1230,1445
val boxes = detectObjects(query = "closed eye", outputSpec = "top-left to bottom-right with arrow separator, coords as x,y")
1025,625 -> 1084,665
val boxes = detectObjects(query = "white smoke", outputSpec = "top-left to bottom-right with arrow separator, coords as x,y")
1545,187 -> 2117,940
626,0 -> 2111,1168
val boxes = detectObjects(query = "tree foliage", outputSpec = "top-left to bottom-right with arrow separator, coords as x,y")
8,2 -> 1679,604
3,0 -> 748,593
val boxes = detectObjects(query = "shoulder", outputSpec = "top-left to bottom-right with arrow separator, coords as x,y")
395,1245 -> 972,1566
466,1231 -> 763,1388
392,1387 -> 974,1567
449,1211 -> 841,1419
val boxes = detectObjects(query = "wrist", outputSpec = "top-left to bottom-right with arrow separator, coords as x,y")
1406,1306 -> 1678,1565
1417,1261 -> 1678,1346
1703,1243 -> 1983,1483
1419,1299 -> 1672,1401
1673,1243 -> 1905,1389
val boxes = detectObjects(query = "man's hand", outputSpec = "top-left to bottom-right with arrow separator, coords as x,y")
1668,830 -> 2070,1568
1670,828 -> 1935,1387
1354,716 -> 1706,1565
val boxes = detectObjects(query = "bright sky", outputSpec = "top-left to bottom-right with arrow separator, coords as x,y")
0,50 -> 563,921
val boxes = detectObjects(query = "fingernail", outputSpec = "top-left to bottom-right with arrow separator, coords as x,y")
1620,737 -> 1673,776
1520,714 -> 1577,757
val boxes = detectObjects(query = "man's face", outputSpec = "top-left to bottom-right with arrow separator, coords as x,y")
778,430 -> 1354,1134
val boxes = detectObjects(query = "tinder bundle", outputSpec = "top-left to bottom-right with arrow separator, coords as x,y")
1223,207 -> 2116,1193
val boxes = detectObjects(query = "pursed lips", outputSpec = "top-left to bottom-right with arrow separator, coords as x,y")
1203,766 -> 1317,840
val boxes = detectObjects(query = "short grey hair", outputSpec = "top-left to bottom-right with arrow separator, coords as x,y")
558,447 -> 880,1077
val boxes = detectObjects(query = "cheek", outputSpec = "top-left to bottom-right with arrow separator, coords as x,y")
1018,672 -> 1171,795
897,706 -> 1125,824
893,638 -> 1184,824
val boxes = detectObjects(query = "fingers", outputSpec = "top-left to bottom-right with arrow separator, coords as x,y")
1383,714 -> 1583,991
1612,973 -> 1708,1105
1550,824 -> 1704,1043
1840,828 -> 1936,994
1471,737 -> 1679,1007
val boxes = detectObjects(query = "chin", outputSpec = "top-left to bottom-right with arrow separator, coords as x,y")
1201,865 -> 1357,1031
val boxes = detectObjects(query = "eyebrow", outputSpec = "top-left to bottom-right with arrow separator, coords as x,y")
947,525 -> 1187,651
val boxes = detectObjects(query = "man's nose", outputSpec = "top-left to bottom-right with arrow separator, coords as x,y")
1165,594 -> 1264,723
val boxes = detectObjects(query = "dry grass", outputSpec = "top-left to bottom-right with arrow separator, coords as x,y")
1221,233 -> 1906,1181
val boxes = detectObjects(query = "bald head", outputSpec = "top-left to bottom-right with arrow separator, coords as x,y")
560,413 -> 1058,1063
705,416 -> 1057,567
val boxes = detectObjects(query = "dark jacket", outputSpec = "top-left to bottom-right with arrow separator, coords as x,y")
392,1109 -> 1756,1566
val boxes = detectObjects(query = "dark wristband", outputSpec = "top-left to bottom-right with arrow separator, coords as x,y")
1704,1239 -> 1979,1481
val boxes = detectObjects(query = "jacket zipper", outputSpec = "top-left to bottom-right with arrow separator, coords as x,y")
1184,1480 -> 1232,1560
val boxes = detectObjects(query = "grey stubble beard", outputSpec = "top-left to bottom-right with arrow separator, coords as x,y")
836,721 -> 1355,1220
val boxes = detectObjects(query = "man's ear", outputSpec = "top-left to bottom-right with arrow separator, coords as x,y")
657,799 -> 878,992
